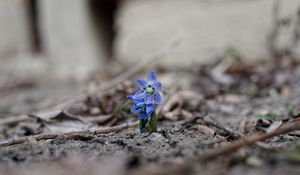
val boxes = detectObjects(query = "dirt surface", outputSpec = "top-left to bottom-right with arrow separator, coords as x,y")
1,58 -> 300,175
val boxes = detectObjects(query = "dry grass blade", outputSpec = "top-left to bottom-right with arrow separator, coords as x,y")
239,117 -> 246,134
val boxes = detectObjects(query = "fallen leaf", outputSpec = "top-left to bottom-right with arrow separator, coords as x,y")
44,120 -> 95,133
181,110 -> 194,119
29,110 -> 93,124
29,110 -> 98,134
83,115 -> 114,124
197,124 -> 215,136
28,110 -> 63,122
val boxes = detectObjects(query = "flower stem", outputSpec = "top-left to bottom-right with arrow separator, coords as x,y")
139,119 -> 147,133
148,112 -> 157,133
139,113 -> 157,134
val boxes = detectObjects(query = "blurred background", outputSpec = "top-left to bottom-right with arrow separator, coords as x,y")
1,0 -> 300,80
1,0 -> 300,114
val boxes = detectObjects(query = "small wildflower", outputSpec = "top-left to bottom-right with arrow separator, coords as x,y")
127,71 -> 163,134
134,71 -> 162,105
127,95 -> 154,120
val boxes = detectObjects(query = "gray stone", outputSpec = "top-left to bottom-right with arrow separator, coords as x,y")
39,0 -> 107,78
115,0 -> 300,67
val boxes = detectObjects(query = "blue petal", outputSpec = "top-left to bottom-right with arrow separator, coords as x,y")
146,104 -> 154,114
130,105 -> 138,113
153,82 -> 162,91
137,109 -> 150,120
133,90 -> 146,99
138,113 -> 148,120
147,71 -> 156,83
145,95 -> 154,104
136,80 -> 147,89
134,99 -> 145,106
128,94 -> 144,105
127,95 -> 133,100
154,92 -> 162,104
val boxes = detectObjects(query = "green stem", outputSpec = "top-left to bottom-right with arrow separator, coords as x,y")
139,112 -> 157,134
148,112 -> 157,133
140,119 -> 148,133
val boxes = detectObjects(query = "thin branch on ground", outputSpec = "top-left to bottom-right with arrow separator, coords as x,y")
0,121 -> 139,147
198,118 -> 300,161
0,115 -> 29,125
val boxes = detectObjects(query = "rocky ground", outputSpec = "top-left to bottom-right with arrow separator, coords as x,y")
0,56 -> 300,175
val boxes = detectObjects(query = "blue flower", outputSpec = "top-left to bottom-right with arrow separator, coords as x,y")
127,71 -> 162,121
128,95 -> 154,120
133,71 -> 162,105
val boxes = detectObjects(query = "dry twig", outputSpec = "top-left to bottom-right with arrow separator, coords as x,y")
0,115 -> 29,125
0,121 -> 139,147
198,119 -> 300,161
